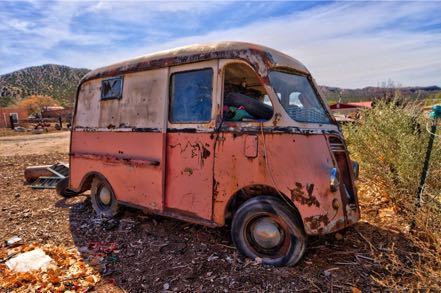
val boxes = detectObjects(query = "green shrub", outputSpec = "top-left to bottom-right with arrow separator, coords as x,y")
343,97 -> 441,289
343,99 -> 441,226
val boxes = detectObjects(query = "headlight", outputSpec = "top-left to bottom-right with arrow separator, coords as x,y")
352,161 -> 359,179
330,167 -> 340,192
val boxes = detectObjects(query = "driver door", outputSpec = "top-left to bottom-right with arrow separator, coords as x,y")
164,60 -> 219,220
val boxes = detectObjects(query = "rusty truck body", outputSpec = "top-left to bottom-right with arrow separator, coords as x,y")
64,42 -> 360,266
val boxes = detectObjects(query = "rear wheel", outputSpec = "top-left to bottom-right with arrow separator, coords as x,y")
91,177 -> 120,217
56,178 -> 80,198
231,196 -> 306,266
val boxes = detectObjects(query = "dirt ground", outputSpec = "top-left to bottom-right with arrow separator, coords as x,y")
0,131 -> 69,156
0,133 -> 437,292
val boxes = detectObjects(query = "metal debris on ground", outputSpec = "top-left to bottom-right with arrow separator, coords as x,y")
88,241 -> 118,254
5,236 -> 23,247
77,241 -> 120,276
26,163 -> 69,189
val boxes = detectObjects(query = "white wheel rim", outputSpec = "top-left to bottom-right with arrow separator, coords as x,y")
99,186 -> 111,205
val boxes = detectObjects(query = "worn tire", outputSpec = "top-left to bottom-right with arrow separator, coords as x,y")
231,196 -> 306,266
224,92 -> 273,120
56,178 -> 80,198
90,177 -> 120,218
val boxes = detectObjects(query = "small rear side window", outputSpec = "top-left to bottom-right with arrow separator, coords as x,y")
101,77 -> 123,100
169,68 -> 213,123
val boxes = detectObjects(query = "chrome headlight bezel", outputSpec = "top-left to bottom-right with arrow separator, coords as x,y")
330,167 -> 340,192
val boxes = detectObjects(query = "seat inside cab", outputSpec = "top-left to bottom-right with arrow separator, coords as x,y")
223,63 -> 273,121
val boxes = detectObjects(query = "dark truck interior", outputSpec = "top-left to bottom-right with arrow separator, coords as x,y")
223,63 -> 273,121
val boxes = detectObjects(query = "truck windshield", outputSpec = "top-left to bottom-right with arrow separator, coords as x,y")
269,71 -> 331,124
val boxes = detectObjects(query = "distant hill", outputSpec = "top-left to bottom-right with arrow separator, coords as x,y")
0,64 -> 90,107
320,85 -> 441,103
1,64 -> 440,107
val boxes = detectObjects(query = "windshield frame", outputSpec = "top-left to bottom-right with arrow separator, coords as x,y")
268,68 -> 335,125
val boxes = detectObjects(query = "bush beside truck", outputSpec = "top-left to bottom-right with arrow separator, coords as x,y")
343,98 -> 441,288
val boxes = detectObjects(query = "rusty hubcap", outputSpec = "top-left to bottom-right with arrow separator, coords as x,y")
251,217 -> 283,249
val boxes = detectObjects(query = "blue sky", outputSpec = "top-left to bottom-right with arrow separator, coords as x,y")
1,0 -> 440,88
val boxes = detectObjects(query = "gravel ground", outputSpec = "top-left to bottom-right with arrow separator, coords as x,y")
0,136 -> 425,292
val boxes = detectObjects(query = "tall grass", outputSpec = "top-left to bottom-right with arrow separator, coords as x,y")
344,98 -> 440,216
343,98 -> 441,288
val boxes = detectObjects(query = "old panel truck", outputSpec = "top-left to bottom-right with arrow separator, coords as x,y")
58,42 -> 360,266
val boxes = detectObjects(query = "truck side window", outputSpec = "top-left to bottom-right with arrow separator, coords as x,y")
101,77 -> 123,100
223,63 -> 273,121
170,68 -> 213,123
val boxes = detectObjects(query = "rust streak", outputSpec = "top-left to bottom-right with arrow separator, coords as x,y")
71,152 -> 160,167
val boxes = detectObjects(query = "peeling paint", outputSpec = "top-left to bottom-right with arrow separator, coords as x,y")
304,214 -> 330,231
183,167 -> 193,176
201,144 -> 211,160
304,213 -> 347,235
170,141 -> 212,167
272,112 -> 282,126
165,133 -> 214,220
288,182 -> 320,207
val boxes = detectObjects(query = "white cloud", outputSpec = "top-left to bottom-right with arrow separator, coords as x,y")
1,1 -> 440,88
127,1 -> 440,88
85,0 -> 226,13
8,19 -> 33,32
85,0 -> 106,13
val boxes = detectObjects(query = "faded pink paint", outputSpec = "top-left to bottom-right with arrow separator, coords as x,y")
165,133 -> 214,220
69,130 -> 358,235
212,132 -> 353,234
70,131 -> 165,211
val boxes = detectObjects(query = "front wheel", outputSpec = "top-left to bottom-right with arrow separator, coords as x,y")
231,196 -> 306,266
90,177 -> 120,218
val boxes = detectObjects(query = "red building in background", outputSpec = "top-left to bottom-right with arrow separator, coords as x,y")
329,101 -> 373,122
0,107 -> 29,128
329,101 -> 373,110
